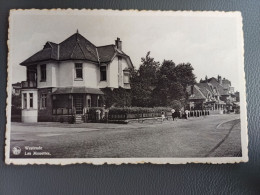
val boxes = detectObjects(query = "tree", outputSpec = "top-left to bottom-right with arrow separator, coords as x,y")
131,52 -> 160,107
138,51 -> 160,86
102,87 -> 131,107
152,61 -> 196,107
174,63 -> 196,89
130,53 -> 196,109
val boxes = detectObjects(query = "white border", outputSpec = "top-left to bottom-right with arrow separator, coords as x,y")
5,9 -> 248,165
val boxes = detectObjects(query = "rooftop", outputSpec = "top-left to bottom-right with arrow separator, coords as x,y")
20,31 -> 132,66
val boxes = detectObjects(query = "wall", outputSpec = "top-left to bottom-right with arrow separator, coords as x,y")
21,89 -> 38,122
37,62 -> 58,88
108,56 -> 119,88
36,58 -> 131,89
57,61 -> 73,87
58,61 -> 100,88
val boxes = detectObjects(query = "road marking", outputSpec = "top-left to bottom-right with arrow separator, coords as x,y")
38,133 -> 62,137
204,119 -> 240,157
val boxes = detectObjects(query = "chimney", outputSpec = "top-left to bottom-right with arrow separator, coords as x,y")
218,75 -> 222,84
191,85 -> 194,95
115,37 -> 122,50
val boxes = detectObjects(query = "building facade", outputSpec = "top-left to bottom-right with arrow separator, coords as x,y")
187,75 -> 238,112
19,31 -> 133,122
12,82 -> 21,96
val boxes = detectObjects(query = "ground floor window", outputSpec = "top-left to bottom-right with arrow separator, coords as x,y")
41,94 -> 47,109
97,95 -> 102,107
29,93 -> 33,108
87,95 -> 91,107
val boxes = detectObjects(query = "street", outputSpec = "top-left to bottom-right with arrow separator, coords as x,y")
9,114 -> 241,158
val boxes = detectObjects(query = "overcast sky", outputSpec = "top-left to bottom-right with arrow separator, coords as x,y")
9,10 -> 243,91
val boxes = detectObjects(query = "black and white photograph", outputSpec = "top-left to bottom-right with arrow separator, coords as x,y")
6,9 -> 248,165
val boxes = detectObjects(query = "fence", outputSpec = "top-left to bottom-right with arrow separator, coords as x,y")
84,111 -> 210,122
53,109 -> 210,123
52,108 -> 73,115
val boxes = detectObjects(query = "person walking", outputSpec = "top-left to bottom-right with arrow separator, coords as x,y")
185,109 -> 189,119
161,111 -> 166,123
171,108 -> 176,121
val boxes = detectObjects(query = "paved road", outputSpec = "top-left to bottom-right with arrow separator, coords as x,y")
9,114 -> 241,158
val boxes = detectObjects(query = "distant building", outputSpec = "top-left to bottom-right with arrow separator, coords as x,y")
235,91 -> 240,102
187,75 -> 237,111
19,31 -> 133,123
12,82 -> 21,96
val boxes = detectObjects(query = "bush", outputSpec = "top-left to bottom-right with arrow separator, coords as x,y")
87,107 -> 103,113
108,107 -> 172,115
68,116 -> 75,124
59,117 -> 64,123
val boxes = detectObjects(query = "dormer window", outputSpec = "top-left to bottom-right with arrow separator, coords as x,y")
123,70 -> 130,84
40,64 -> 46,82
100,66 -> 107,81
75,63 -> 83,80
124,73 -> 129,84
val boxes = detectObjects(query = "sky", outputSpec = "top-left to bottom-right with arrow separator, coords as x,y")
9,10 -> 244,91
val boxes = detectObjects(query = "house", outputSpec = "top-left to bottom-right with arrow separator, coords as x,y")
187,75 -> 236,112
19,31 -> 133,123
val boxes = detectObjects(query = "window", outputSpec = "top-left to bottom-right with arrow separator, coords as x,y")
100,66 -> 107,81
40,64 -> 46,82
29,93 -> 33,108
123,72 -> 130,84
23,93 -> 27,109
87,95 -> 91,107
41,94 -> 47,109
75,63 -> 83,80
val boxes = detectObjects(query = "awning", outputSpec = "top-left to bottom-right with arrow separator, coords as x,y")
52,87 -> 104,95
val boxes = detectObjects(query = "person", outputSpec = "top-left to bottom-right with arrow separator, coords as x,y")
96,109 -> 101,121
185,110 -> 189,119
171,108 -> 176,121
161,111 -> 166,122
101,105 -> 106,119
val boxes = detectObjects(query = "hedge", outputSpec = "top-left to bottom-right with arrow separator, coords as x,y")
87,107 -> 173,115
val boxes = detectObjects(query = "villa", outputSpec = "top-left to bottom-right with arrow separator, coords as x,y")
19,31 -> 133,123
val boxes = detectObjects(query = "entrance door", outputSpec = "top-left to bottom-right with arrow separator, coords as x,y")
74,95 -> 83,114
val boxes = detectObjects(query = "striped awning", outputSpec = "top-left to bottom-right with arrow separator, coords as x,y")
52,87 -> 104,95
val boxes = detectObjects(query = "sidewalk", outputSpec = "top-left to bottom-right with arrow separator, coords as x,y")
11,114 -> 239,130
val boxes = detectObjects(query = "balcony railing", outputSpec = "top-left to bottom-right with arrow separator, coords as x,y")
21,81 -> 37,88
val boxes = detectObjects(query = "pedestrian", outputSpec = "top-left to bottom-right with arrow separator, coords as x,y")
171,108 -> 175,121
101,105 -> 106,120
185,110 -> 189,119
161,111 -> 166,122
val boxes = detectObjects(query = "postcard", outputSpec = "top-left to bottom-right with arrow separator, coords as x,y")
6,9 -> 248,165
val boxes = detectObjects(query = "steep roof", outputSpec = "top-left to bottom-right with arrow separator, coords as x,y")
200,77 -> 229,96
20,32 -> 132,66
59,33 -> 98,62
97,45 -> 116,62
207,77 -> 228,96
12,82 -> 21,88
187,85 -> 206,100
196,83 -> 216,97
222,79 -> 231,85
52,87 -> 104,95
